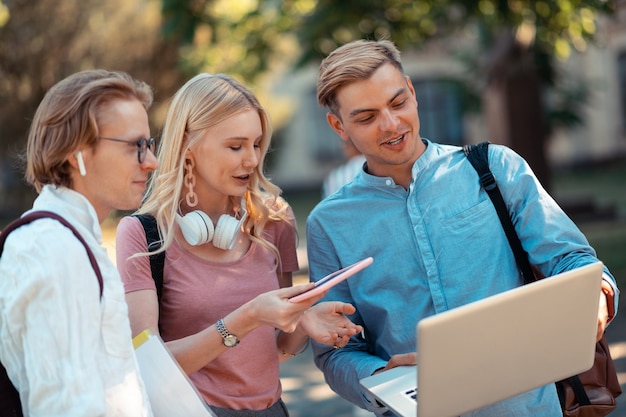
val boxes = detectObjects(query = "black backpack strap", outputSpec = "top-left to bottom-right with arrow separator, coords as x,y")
463,142 -> 535,285
0,210 -> 104,417
133,214 -> 165,301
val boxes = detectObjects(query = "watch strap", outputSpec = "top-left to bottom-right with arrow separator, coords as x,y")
216,318 -> 239,347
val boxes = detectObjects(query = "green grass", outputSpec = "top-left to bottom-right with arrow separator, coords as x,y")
283,162 -> 626,289
282,190 -> 321,240
553,163 -> 626,288
580,222 -> 626,283
553,163 -> 626,219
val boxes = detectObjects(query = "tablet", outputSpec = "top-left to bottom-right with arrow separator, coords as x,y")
289,257 -> 373,303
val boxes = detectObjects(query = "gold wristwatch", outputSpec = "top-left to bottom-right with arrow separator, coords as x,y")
216,318 -> 239,347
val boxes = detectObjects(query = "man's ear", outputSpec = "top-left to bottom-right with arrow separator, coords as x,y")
326,112 -> 350,140
405,75 -> 417,98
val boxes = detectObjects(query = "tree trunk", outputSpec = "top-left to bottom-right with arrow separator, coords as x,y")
484,32 -> 552,192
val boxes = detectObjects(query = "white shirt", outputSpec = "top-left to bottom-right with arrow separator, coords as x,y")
322,154 -> 366,198
0,185 -> 152,417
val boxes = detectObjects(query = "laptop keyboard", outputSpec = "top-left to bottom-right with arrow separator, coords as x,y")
404,387 -> 417,402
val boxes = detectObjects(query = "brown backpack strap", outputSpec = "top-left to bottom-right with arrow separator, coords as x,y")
0,210 -> 103,298
0,210 -> 105,416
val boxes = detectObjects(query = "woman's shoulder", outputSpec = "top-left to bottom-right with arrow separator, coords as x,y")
116,214 -> 146,236
115,214 -> 155,256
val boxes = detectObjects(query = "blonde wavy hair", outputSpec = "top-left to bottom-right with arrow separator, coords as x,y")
136,73 -> 292,266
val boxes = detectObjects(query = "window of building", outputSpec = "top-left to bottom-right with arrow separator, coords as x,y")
411,78 -> 464,146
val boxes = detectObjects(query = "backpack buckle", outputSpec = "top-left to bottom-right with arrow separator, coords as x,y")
479,173 -> 497,191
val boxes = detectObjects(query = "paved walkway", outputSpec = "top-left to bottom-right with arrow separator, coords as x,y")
280,279 -> 626,417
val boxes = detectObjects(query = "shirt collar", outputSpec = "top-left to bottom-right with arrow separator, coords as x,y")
30,185 -> 103,244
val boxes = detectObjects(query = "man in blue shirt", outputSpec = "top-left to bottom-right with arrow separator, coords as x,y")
306,39 -> 620,416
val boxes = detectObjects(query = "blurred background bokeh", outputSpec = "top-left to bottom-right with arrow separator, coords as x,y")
5,0 -> 625,274
1,2 -> 626,414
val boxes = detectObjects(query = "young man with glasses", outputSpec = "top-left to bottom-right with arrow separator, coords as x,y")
0,69 -> 158,416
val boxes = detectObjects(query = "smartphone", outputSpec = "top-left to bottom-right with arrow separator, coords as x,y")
289,257 -> 374,303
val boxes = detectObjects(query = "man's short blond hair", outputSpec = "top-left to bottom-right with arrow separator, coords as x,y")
317,39 -> 404,116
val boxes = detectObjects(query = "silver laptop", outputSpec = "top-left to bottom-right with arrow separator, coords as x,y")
360,261 -> 603,417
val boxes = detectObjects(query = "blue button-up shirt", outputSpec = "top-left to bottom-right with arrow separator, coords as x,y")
306,140 -> 618,416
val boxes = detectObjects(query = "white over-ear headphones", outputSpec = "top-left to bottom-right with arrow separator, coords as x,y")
175,204 -> 248,250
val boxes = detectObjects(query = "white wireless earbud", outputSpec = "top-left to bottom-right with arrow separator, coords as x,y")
175,203 -> 248,250
76,151 -> 86,177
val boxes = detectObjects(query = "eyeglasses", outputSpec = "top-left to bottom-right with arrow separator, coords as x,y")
99,136 -> 156,163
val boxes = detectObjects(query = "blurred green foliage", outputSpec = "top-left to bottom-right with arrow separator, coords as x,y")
159,0 -> 614,87
157,0 -> 616,191
0,1 -> 8,27
0,0 -> 618,219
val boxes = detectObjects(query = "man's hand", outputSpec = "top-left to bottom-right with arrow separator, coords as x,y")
597,285 -> 610,342
300,301 -> 363,347
374,352 -> 418,374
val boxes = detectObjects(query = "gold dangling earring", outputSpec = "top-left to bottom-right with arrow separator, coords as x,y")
184,158 -> 198,207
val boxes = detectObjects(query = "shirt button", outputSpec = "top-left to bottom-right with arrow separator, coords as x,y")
385,179 -> 392,186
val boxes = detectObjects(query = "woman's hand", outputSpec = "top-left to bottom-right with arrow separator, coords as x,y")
244,284 -> 324,333
299,301 -> 363,347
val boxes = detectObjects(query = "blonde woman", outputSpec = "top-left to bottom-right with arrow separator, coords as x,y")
116,73 -> 361,417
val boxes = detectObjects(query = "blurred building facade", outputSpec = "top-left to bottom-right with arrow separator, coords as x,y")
271,4 -> 626,192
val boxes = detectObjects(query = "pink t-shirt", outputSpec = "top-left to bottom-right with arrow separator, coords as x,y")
116,214 -> 299,410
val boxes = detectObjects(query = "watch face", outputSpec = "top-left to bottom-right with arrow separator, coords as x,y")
224,334 -> 239,347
